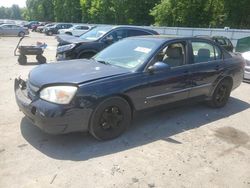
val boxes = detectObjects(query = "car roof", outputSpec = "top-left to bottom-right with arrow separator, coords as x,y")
128,35 -> 218,43
93,25 -> 158,34
112,25 -> 158,33
56,23 -> 73,25
195,35 -> 230,40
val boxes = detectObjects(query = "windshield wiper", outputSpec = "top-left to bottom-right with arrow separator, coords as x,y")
91,58 -> 111,65
96,60 -> 111,65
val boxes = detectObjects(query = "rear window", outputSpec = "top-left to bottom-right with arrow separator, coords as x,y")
127,29 -> 151,37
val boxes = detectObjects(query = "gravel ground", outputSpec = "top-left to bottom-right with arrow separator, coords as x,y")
0,32 -> 250,188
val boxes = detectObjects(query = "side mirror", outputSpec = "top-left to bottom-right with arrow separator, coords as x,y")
148,62 -> 170,73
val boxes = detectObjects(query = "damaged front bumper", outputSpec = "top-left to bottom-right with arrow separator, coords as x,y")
14,78 -> 92,134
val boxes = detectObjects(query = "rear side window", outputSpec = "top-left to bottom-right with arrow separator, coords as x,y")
110,29 -> 127,41
191,42 -> 217,63
80,26 -> 89,30
216,38 -> 226,45
127,29 -> 151,37
2,25 -> 12,28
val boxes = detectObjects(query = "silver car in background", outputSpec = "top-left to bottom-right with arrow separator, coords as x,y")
242,51 -> 250,81
0,24 -> 29,37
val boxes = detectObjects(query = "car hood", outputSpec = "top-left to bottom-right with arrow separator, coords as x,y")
57,34 -> 92,45
29,59 -> 130,88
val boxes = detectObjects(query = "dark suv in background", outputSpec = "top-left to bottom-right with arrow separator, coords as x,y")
212,36 -> 234,52
196,35 -> 234,52
45,23 -> 73,36
56,25 -> 159,60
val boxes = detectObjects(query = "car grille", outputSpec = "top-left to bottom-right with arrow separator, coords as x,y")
27,81 -> 39,100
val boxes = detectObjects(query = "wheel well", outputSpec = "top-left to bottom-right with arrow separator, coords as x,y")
65,32 -> 72,35
209,76 -> 233,97
117,94 -> 135,117
222,76 -> 233,88
78,51 -> 97,59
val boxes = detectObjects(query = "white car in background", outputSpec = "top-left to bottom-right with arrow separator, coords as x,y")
58,25 -> 91,37
242,51 -> 250,81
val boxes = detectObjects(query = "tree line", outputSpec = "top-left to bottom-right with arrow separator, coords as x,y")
0,0 -> 250,29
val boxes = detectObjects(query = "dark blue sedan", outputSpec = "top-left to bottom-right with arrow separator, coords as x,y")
15,36 -> 245,140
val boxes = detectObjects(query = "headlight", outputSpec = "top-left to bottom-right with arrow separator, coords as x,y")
57,43 -> 76,53
40,86 -> 77,104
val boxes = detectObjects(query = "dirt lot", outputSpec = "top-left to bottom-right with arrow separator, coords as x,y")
0,32 -> 250,188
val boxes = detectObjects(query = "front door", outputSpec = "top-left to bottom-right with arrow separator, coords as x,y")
140,41 -> 192,109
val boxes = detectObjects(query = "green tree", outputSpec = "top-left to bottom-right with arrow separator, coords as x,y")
0,5 -> 23,20
10,5 -> 22,19
150,0 -> 212,27
80,0 -> 159,25
54,0 -> 81,22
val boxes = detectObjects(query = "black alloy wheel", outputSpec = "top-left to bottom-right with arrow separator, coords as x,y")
90,97 -> 132,140
208,79 -> 232,108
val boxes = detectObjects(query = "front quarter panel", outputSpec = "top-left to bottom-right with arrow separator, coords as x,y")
74,42 -> 103,58
76,72 -> 148,111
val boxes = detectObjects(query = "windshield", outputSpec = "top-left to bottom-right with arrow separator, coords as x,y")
79,26 -> 112,41
46,24 -> 54,27
94,38 -> 160,69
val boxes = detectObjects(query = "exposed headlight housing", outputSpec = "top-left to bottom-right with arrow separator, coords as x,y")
40,85 -> 77,104
57,43 -> 76,53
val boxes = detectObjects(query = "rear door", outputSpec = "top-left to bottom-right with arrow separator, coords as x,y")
188,40 -> 224,98
1,25 -> 12,35
11,25 -> 21,35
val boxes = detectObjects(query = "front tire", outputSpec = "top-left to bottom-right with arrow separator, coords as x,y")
89,97 -> 132,140
18,55 -> 27,65
207,79 -> 232,108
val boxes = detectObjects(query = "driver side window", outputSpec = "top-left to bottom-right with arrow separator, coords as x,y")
154,42 -> 186,68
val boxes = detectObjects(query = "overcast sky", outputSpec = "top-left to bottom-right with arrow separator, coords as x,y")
0,0 -> 26,8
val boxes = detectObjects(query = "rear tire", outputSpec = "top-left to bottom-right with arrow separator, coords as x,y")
207,79 -> 232,108
36,55 -> 46,64
90,97 -> 132,141
65,32 -> 72,35
18,55 -> 27,65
